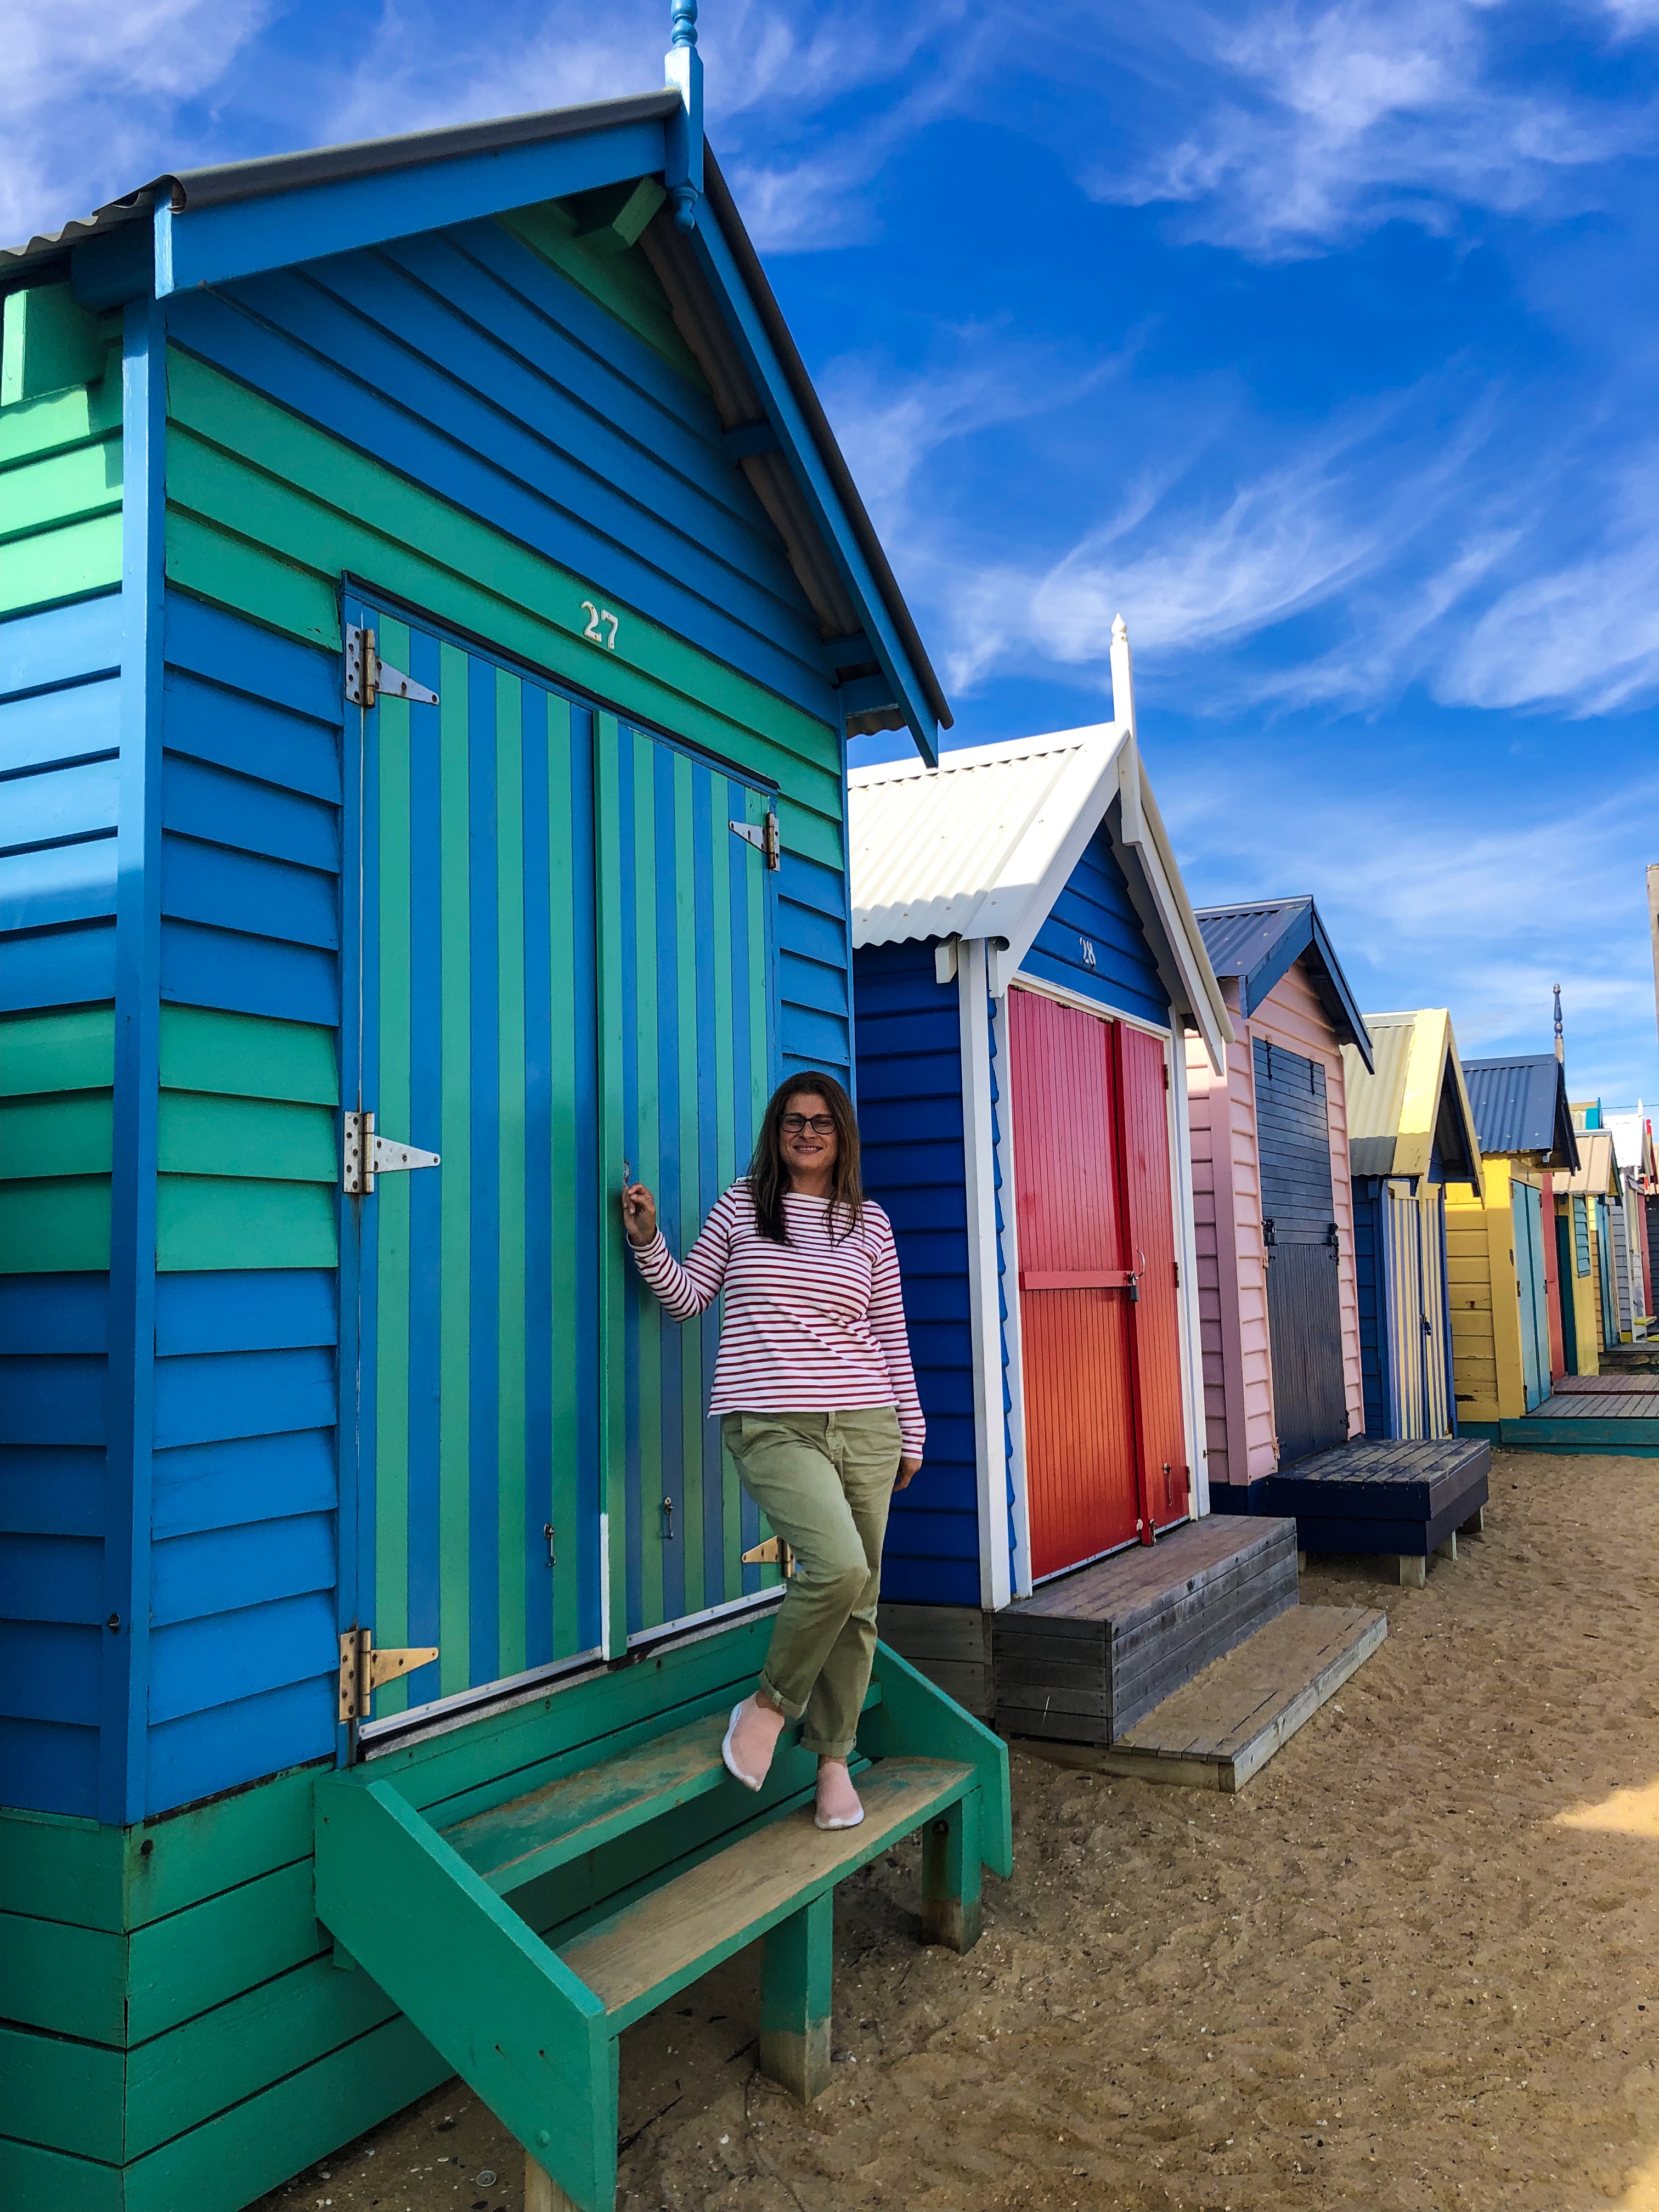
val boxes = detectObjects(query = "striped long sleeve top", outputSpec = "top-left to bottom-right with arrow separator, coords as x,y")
630,1182 -> 925,1457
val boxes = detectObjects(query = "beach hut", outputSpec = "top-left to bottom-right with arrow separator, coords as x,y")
0,29 -> 1012,2211
1340,1010 -> 1483,1441
848,653 -> 1234,1674
1599,1106 -> 1654,1339
1449,1054 -> 1578,1426
1564,1114 -> 1628,1363
1184,896 -> 1372,1499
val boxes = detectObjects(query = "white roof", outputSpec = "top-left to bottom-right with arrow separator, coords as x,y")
848,722 -> 1232,1071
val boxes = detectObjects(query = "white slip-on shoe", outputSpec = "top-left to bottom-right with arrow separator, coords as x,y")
721,1700 -> 766,1791
814,1801 -> 865,1832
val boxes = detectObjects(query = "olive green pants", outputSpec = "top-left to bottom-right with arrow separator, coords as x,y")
722,1408 -> 902,1760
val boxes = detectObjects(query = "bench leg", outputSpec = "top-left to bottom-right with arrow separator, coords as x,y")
760,1891 -> 833,2103
526,2158 -> 580,2212
1435,1531 -> 1458,1563
1460,1505 -> 1486,1537
921,1790 -> 982,1954
1398,1554 -> 1427,1588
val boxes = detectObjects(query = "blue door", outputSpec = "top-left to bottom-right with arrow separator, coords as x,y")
1511,1180 -> 1549,1410
340,594 -> 784,1739
1596,1196 -> 1617,1349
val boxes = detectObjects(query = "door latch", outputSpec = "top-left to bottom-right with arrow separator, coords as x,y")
338,1628 -> 438,1722
345,624 -> 439,709
741,1534 -> 795,1576
343,1109 -> 441,1194
728,810 -> 781,869
661,1496 -> 675,1541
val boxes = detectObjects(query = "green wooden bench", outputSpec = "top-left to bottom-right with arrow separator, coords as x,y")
315,1613 -> 1011,2212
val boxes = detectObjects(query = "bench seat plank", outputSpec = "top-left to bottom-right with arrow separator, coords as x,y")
558,1757 -> 974,2028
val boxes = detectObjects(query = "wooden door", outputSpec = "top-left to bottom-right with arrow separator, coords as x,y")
343,596 -> 603,1728
1008,988 -> 1188,1580
1420,1186 -> 1451,1437
1008,989 -> 1138,1576
602,715 -> 778,1640
1512,1180 -> 1549,1410
1254,1038 -> 1348,1465
1116,1021 -> 1189,1526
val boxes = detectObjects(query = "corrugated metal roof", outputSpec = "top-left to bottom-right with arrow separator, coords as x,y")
0,94 -> 682,270
1343,1014 -> 1415,1176
1342,1008 -> 1481,1189
1193,896 -> 1372,1066
1554,1128 -> 1620,1198
1462,1053 -> 1579,1169
847,724 -> 1233,1069
850,728 -> 1115,949
1,98 -> 951,742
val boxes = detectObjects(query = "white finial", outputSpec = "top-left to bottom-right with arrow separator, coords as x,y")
1109,613 -> 1136,738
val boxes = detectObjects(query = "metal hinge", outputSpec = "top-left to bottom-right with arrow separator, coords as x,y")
345,624 -> 439,709
729,810 -> 781,870
342,1109 -> 441,1194
338,1628 -> 438,1722
741,1534 -> 796,1576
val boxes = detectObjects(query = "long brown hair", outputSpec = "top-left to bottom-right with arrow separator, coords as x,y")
747,1072 -> 864,1245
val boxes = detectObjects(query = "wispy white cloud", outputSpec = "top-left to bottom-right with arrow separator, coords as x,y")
1085,0 -> 1640,256
1,0 -> 272,243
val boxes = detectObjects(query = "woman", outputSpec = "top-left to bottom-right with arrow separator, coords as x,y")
622,1073 -> 923,1831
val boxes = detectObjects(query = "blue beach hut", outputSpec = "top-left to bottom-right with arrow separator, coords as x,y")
0,25 -> 1011,2211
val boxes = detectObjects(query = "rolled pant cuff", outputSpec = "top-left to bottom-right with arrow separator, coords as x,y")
759,1673 -> 807,1722
801,1734 -> 857,1760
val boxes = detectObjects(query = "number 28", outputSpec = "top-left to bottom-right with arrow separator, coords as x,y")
581,600 -> 619,652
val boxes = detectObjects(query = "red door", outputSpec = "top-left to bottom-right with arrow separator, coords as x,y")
1116,1021 -> 1190,1527
1008,988 -> 1189,1582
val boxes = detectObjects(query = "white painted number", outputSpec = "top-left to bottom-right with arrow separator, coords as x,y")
581,600 -> 619,652
1081,937 -> 1097,969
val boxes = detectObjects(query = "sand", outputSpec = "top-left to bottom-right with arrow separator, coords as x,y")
259,1447 -> 1659,2212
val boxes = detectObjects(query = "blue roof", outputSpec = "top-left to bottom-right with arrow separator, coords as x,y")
1194,897 -> 1373,1070
1461,1053 -> 1580,1169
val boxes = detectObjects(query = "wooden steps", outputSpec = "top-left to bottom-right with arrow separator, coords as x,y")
315,1632 -> 1011,2212
443,1688 -> 882,1894
1019,1604 -> 1385,1792
559,1757 -> 977,2027
992,1515 -> 1300,1749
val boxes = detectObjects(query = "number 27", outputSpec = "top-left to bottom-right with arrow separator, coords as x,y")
581,600 -> 618,652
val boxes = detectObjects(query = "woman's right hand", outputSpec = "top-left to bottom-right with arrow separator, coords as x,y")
622,1182 -> 658,1248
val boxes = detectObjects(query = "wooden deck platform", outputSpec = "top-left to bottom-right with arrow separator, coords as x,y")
991,1515 -> 1300,1748
1258,1437 -> 1489,1580
1018,1602 -> 1386,1791
1500,1386 -> 1659,1456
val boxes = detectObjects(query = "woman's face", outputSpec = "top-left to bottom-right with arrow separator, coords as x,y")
778,1090 -> 839,1182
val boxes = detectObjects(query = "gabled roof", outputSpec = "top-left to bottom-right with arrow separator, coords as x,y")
1341,1009 -> 1482,1194
1194,898 -> 1373,1070
1553,1128 -> 1622,1200
847,723 -> 1233,1072
1461,1053 -> 1579,1170
1602,1108 -> 1656,1183
1,90 -> 949,761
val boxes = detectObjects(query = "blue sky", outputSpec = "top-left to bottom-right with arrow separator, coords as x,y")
10,0 -> 1657,1107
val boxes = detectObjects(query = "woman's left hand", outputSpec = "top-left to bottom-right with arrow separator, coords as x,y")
894,1455 -> 922,1491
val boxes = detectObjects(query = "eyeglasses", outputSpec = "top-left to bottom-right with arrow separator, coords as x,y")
781,1114 -> 837,1136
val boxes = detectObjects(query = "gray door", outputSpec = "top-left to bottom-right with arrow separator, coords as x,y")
1255,1039 -> 1348,1465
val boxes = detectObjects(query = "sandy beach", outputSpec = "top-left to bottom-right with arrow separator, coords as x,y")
259,1446 -> 1659,2212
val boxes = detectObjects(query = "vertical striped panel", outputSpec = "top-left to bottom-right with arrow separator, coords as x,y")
1007,987 -> 1138,1577
1421,1187 -> 1451,1437
351,603 -> 600,1719
611,723 -> 773,1637
1116,1022 -> 1187,1527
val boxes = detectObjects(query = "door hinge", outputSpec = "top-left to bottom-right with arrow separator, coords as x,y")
342,1108 -> 441,1194
345,624 -> 439,709
741,1534 -> 796,1576
338,1628 -> 438,1722
729,810 -> 781,870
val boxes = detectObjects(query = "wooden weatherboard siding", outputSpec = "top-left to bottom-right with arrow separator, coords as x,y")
855,940 -> 979,1604
1186,963 -> 1362,1489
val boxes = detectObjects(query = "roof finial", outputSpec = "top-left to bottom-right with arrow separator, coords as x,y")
1553,981 -> 1564,1064
665,0 -> 704,232
1109,613 -> 1136,740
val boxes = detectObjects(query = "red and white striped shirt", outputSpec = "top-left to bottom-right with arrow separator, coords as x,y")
631,1183 -> 925,1457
